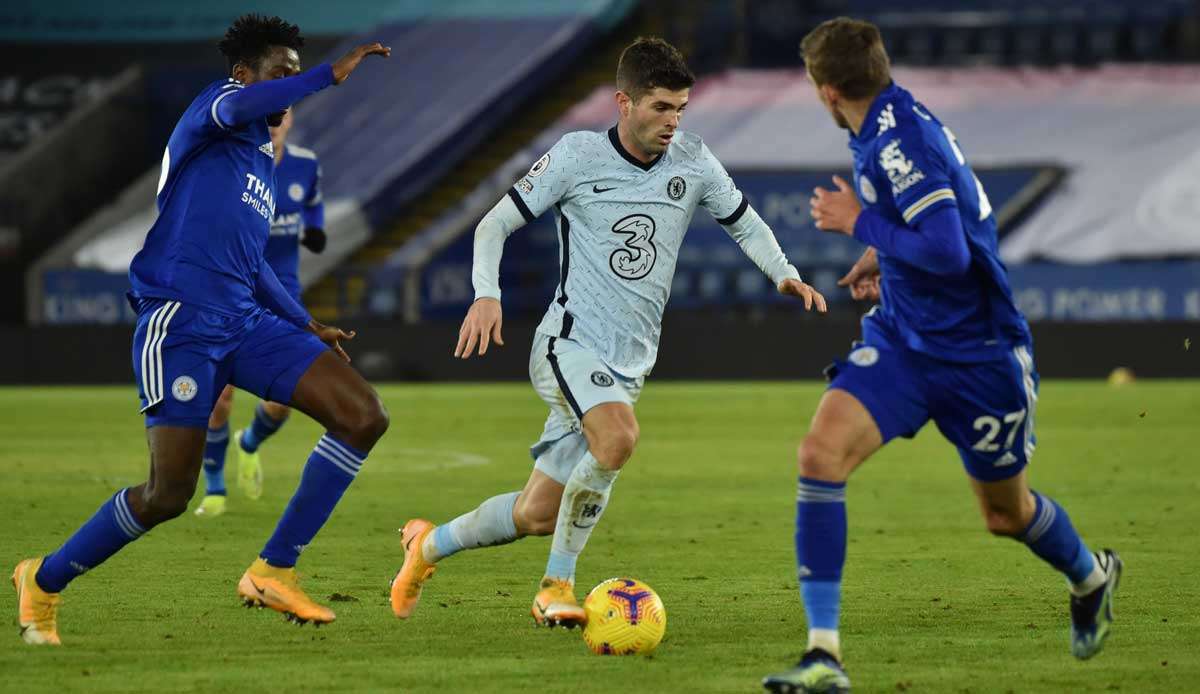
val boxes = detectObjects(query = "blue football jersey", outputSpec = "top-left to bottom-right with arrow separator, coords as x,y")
265,144 -> 324,299
129,78 -> 278,316
849,82 -> 1031,363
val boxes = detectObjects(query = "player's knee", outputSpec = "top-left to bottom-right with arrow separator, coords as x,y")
593,425 -> 638,469
513,495 -> 557,536
140,481 -> 196,525
797,435 -> 850,482
343,393 -> 389,446
983,508 -> 1026,537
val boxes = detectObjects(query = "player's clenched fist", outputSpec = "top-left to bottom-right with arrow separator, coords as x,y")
455,297 -> 504,359
332,43 -> 391,84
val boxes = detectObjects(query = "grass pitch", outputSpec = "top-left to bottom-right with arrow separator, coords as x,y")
1,381 -> 1197,692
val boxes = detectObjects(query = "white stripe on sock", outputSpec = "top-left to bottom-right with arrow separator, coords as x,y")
319,435 -> 364,464
315,440 -> 362,474
314,442 -> 360,477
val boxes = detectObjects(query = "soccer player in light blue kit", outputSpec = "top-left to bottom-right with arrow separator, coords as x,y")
197,108 -> 328,517
390,37 -> 828,626
12,15 -> 390,644
763,18 -> 1121,693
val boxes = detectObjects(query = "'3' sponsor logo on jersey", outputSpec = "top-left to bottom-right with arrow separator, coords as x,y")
609,213 -> 657,280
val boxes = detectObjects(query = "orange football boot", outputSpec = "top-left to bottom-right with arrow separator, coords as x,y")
12,558 -> 61,645
390,519 -> 438,618
531,577 -> 586,628
237,558 -> 335,625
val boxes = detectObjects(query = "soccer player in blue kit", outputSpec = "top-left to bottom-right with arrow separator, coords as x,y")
12,15 -> 390,644
763,18 -> 1122,693
197,108 -> 327,517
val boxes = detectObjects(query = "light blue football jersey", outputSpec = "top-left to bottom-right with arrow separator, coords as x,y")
509,127 -> 759,377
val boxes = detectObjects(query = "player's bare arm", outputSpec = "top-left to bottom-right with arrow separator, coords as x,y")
331,43 -> 391,84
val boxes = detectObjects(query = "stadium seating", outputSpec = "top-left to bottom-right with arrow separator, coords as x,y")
367,63 -> 1200,322
27,1 -> 637,324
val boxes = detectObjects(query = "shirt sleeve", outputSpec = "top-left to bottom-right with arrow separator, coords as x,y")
722,204 -> 801,285
472,194 -> 531,301
254,259 -> 312,328
698,141 -> 748,224
875,126 -> 957,226
302,163 -> 324,230
507,136 -> 579,223
214,64 -> 335,130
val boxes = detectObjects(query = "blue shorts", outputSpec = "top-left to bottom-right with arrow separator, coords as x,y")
130,298 -> 327,428
825,340 -> 1038,482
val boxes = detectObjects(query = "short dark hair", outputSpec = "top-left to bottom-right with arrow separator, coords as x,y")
616,37 -> 695,102
218,14 -> 305,75
800,17 -> 891,100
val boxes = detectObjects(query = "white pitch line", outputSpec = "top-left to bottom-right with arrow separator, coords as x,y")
392,448 -> 493,472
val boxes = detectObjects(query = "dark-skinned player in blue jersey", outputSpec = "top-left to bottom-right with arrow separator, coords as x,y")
763,18 -> 1121,694
196,108 -> 329,518
13,14 -> 390,644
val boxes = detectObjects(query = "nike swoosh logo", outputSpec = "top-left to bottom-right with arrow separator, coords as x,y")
571,521 -> 596,529
248,578 -> 268,597
593,185 -> 616,193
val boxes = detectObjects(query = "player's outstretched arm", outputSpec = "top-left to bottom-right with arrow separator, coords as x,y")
454,195 -> 528,359
331,43 -> 391,84
717,199 -> 827,313
218,65 -> 336,128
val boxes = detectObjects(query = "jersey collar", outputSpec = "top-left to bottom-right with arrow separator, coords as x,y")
608,125 -> 662,171
852,81 -> 901,145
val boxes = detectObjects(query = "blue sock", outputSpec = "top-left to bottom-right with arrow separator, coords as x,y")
1021,491 -> 1096,584
203,424 -> 229,496
35,488 -> 147,593
795,477 -> 847,632
260,434 -> 365,568
240,403 -> 287,454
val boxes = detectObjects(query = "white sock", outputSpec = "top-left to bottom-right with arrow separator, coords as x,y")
422,491 -> 520,563
807,628 -> 841,659
545,452 -> 619,581
1070,553 -> 1107,596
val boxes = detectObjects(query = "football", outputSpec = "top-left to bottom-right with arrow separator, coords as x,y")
581,577 -> 667,656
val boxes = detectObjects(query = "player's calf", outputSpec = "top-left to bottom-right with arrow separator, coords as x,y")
513,489 -> 559,536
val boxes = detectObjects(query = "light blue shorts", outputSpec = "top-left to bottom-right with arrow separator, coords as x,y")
527,332 -> 643,483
